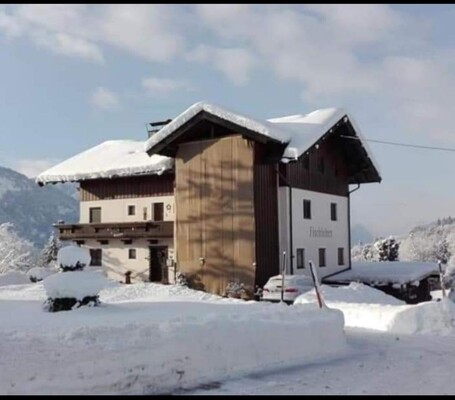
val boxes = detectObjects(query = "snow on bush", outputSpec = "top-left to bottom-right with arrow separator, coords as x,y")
0,223 -> 37,274
57,245 -> 91,271
0,270 -> 30,287
175,271 -> 189,287
27,266 -> 57,283
38,232 -> 62,267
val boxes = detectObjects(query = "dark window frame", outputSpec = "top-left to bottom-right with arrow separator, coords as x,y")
319,248 -> 326,267
153,202 -> 164,222
296,248 -> 305,269
127,205 -> 136,216
128,249 -> 137,259
90,248 -> 102,266
331,203 -> 337,221
89,207 -> 101,223
338,247 -> 344,266
303,199 -> 311,219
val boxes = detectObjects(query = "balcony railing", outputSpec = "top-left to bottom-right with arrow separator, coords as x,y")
54,221 -> 173,241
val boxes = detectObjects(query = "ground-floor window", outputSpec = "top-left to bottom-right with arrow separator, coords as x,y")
338,247 -> 344,266
128,249 -> 137,259
90,248 -> 102,266
296,248 -> 305,269
319,248 -> 326,267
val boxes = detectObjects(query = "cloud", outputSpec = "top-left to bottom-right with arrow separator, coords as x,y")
187,45 -> 256,85
14,158 -> 60,178
90,87 -> 120,111
141,77 -> 190,95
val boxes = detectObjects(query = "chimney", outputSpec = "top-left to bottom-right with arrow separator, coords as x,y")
147,119 -> 172,138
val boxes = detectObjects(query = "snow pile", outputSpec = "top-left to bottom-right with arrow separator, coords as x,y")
0,271 -> 30,286
36,140 -> 174,184
27,266 -> 57,282
295,282 -> 404,306
43,271 -> 110,300
295,283 -> 455,334
0,280 -> 346,394
325,261 -> 438,285
57,245 -> 91,270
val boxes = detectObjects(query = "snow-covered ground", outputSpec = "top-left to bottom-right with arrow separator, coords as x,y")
0,280 -> 345,395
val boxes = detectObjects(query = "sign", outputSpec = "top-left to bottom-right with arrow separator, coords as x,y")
309,227 -> 333,238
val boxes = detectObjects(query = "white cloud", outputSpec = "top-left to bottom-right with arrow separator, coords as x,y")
141,77 -> 190,95
90,87 -> 120,111
14,158 -> 60,178
187,45 -> 256,85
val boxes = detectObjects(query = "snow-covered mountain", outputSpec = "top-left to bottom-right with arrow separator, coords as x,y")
0,166 -> 77,248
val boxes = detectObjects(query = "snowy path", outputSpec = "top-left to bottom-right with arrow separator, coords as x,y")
188,328 -> 455,395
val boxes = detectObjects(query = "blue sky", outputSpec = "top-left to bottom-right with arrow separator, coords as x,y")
1,4 -> 455,238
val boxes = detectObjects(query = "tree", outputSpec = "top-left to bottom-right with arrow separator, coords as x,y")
0,223 -> 36,274
38,232 -> 62,267
375,236 -> 399,262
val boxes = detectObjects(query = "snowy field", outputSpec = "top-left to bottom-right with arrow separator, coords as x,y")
0,280 -> 345,395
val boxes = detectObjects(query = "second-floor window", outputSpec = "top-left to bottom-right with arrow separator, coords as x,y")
89,207 -> 101,223
331,203 -> 337,221
128,249 -> 136,259
153,202 -> 164,221
319,248 -> 326,267
128,205 -> 136,216
303,200 -> 311,219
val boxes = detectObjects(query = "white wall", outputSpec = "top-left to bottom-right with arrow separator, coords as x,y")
82,238 -> 175,284
278,187 -> 349,278
80,195 -> 175,223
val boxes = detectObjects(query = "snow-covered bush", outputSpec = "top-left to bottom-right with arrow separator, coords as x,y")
375,236 -> 399,261
225,281 -> 252,299
43,246 -> 107,312
0,223 -> 37,274
27,266 -> 57,283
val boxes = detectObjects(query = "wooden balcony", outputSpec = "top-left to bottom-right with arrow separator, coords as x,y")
54,221 -> 173,241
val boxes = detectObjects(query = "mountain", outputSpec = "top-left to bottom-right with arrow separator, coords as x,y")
351,224 -> 374,246
0,166 -> 77,248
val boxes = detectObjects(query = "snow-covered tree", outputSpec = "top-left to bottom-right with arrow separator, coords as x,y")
0,223 -> 36,274
375,236 -> 399,262
38,232 -> 62,267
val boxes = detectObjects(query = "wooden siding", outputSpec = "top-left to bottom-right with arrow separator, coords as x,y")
280,134 -> 350,197
175,135 -> 256,296
54,221 -> 173,240
254,144 -> 280,288
80,174 -> 174,201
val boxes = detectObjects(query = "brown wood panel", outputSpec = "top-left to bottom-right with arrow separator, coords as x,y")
80,173 -> 174,201
175,135 -> 256,295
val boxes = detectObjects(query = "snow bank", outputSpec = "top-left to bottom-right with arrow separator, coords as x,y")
295,282 -> 404,306
0,271 -> 30,286
36,140 -> 174,184
0,282 -> 346,394
43,271 -> 110,299
295,283 -> 455,334
57,245 -> 91,269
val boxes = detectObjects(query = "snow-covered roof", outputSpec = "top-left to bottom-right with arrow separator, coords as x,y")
324,261 -> 439,286
36,140 -> 174,185
144,101 -> 381,178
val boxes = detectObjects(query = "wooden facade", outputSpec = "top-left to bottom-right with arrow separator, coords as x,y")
175,135 -> 256,295
55,221 -> 173,240
80,173 -> 174,201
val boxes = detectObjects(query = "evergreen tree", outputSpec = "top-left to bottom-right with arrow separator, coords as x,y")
39,232 -> 61,267
375,236 -> 399,262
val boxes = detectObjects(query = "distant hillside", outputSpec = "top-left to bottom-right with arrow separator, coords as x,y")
0,166 -> 77,248
351,224 -> 374,246
352,217 -> 455,265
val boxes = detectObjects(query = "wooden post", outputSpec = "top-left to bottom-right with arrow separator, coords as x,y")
309,260 -> 324,309
281,251 -> 287,303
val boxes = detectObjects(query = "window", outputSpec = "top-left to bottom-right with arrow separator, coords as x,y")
153,202 -> 164,221
90,249 -> 102,266
128,249 -> 137,259
303,199 -> 311,219
319,248 -> 326,267
318,156 -> 325,174
89,207 -> 101,223
338,248 -> 344,266
99,240 -> 109,245
296,248 -> 305,269
128,205 -> 136,216
331,203 -> 337,221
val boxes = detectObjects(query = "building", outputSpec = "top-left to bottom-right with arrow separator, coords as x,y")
37,101 -> 381,296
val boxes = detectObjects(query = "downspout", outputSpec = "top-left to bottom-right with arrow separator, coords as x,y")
348,183 -> 361,269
